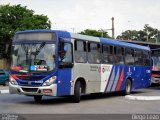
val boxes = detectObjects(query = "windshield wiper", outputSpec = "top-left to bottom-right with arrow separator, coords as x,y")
33,42 -> 46,56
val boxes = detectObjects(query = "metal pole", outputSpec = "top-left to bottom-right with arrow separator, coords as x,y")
146,24 -> 149,42
111,17 -> 114,38
156,30 -> 159,44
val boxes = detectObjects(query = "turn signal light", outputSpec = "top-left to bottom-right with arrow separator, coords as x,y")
43,89 -> 52,93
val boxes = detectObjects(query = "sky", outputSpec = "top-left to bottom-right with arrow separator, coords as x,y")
1,0 -> 160,37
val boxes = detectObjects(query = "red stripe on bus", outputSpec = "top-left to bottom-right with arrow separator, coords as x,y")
116,68 -> 124,91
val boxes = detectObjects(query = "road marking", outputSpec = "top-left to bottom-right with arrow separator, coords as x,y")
0,90 -> 9,94
125,95 -> 160,101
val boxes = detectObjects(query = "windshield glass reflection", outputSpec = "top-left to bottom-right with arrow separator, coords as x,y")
11,43 -> 56,73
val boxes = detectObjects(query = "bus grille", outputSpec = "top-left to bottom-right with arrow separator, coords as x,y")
19,82 -> 42,87
22,88 -> 38,93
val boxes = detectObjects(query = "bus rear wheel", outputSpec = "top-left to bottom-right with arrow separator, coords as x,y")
73,81 -> 81,103
125,79 -> 132,95
34,95 -> 42,103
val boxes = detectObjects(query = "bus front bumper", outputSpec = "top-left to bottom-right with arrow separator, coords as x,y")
9,82 -> 57,96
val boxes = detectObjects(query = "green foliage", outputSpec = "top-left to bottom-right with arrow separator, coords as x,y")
0,4 -> 51,58
79,29 -> 111,38
117,24 -> 160,43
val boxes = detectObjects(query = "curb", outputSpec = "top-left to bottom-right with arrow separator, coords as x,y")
125,95 -> 160,101
0,90 -> 9,94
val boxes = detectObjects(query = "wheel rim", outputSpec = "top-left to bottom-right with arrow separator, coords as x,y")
126,82 -> 131,93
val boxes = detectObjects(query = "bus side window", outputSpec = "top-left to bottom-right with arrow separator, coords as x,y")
135,50 -> 143,66
88,42 -> 101,64
125,48 -> 134,65
143,51 -> 151,66
114,46 -> 124,64
102,44 -> 114,64
74,40 -> 87,63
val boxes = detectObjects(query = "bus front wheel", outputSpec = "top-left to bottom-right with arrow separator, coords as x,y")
34,95 -> 42,103
125,79 -> 132,95
73,81 -> 81,103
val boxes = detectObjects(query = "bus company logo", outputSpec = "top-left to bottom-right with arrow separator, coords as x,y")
102,67 -> 105,73
101,66 -> 111,73
105,66 -> 111,71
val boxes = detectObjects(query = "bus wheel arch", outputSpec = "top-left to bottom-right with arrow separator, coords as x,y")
72,78 -> 86,103
124,77 -> 132,95
75,78 -> 86,94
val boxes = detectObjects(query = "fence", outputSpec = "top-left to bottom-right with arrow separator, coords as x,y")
0,59 -> 10,70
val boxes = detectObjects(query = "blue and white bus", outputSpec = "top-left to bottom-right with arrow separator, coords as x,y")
9,30 -> 151,103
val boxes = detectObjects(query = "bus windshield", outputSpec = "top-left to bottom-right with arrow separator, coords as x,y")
11,43 -> 56,73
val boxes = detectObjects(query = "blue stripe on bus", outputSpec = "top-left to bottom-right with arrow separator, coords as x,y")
111,67 -> 120,92
109,66 -> 119,92
105,66 -> 114,92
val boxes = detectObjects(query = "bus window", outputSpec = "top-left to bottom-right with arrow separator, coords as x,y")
135,50 -> 143,66
102,45 -> 114,64
143,51 -> 150,66
88,42 -> 101,64
125,48 -> 134,65
74,40 -> 87,63
59,41 -> 73,68
114,46 -> 124,64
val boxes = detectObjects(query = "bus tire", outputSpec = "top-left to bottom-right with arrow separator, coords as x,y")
34,95 -> 42,103
125,79 -> 132,95
4,80 -> 9,86
73,81 -> 81,103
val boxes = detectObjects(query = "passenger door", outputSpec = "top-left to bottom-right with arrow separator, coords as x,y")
57,40 -> 73,96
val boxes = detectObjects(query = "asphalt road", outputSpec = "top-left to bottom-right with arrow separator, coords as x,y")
0,85 -> 160,120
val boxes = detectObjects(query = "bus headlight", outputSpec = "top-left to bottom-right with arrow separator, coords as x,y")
10,76 -> 18,85
43,76 -> 57,86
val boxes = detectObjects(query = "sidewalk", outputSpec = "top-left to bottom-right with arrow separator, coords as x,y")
0,85 -> 9,90
0,85 -> 9,94
125,85 -> 160,100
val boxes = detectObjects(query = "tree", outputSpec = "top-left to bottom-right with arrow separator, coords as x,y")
117,30 -> 134,40
0,4 -> 51,58
79,29 -> 111,38
117,24 -> 160,43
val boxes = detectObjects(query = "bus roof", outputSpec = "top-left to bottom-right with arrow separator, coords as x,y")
71,33 -> 150,51
100,38 -> 150,51
15,30 -> 150,51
